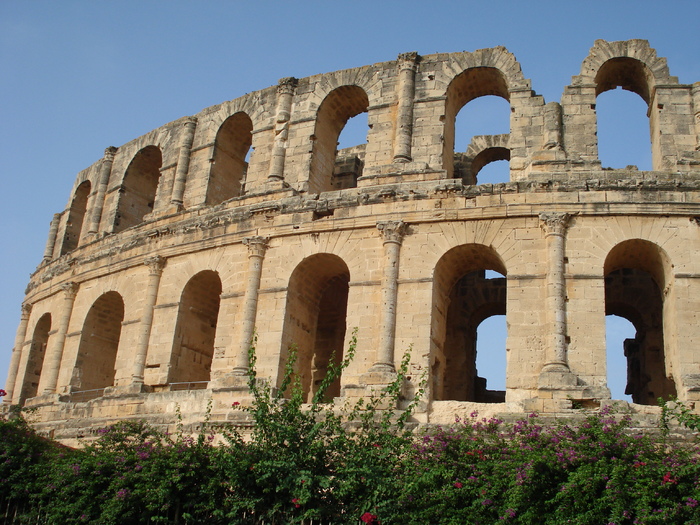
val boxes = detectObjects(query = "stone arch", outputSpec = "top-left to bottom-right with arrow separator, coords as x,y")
281,253 -> 350,402
114,145 -> 163,233
572,40 -> 678,169
443,67 -> 511,178
456,134 -> 511,184
19,313 -> 52,403
206,111 -> 253,204
308,85 -> 369,194
604,239 -> 676,404
431,244 -> 508,401
73,291 -> 124,392
61,180 -> 91,254
168,270 -> 221,384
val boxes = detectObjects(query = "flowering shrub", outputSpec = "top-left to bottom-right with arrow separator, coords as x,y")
1,346 -> 700,523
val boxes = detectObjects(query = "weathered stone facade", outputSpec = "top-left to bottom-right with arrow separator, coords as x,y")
4,39 -> 700,444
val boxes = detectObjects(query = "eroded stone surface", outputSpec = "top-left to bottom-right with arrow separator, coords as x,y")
4,40 -> 700,444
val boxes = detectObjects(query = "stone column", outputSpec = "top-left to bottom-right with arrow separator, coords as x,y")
372,220 -> 407,372
170,117 -> 198,206
393,52 -> 419,163
692,82 -> 700,151
232,236 -> 268,374
42,213 -> 61,263
131,256 -> 167,384
5,304 -> 32,404
543,102 -> 564,151
268,78 -> 298,182
41,282 -> 79,395
538,213 -> 576,388
87,146 -> 118,235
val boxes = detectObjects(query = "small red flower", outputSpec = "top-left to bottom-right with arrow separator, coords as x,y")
292,498 -> 300,508
361,512 -> 379,524
662,472 -> 677,485
454,481 -> 463,489
0,389 -> 7,397
232,401 -> 240,407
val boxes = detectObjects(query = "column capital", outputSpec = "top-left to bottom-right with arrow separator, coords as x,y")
61,281 -> 79,299
397,51 -> 419,71
377,220 -> 408,245
243,236 -> 269,257
539,212 -> 571,236
144,255 -> 167,274
277,77 -> 298,95
103,146 -> 118,161
20,303 -> 32,319
183,115 -> 198,128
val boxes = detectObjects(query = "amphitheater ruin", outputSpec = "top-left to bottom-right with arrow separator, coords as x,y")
3,39 -> 700,442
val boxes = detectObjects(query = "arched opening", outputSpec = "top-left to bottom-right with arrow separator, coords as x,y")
20,313 -> 52,402
169,270 -> 221,385
444,68 -> 510,180
332,112 -> 369,190
309,85 -> 369,194
605,314 -> 636,402
207,112 -> 253,204
74,292 -> 124,392
114,145 -> 163,233
604,240 -> 676,404
432,245 -> 507,402
61,180 -> 91,254
597,88 -> 651,170
594,58 -> 654,170
281,253 -> 350,402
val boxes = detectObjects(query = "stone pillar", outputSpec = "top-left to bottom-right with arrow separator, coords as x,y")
42,213 -> 61,263
5,304 -> 32,404
87,146 -> 118,235
131,256 -> 167,385
268,78 -> 298,182
393,52 -> 419,163
371,220 -> 408,372
41,282 -> 79,395
692,82 -> 700,151
538,213 -> 576,388
170,117 -> 198,206
232,236 -> 268,374
543,102 -> 564,151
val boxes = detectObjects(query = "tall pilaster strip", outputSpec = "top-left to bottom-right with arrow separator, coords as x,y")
87,147 -> 118,235
41,282 -> 79,395
393,52 -> 419,163
692,82 -> 700,151
170,117 -> 198,205
543,102 -> 564,151
233,237 -> 269,374
372,220 -> 407,371
131,256 -> 167,384
268,78 -> 298,182
43,213 -> 62,263
539,212 -> 571,370
5,304 -> 32,404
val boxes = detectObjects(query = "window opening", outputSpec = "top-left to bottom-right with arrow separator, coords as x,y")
21,313 -> 51,402
605,314 -> 635,402
597,87 -> 651,170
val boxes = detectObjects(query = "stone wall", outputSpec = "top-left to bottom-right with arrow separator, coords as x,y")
4,40 -> 700,444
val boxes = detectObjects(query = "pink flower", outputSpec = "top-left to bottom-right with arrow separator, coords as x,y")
662,472 -> 677,484
0,389 -> 6,397
232,401 -> 240,407
292,498 -> 300,508
453,481 -> 463,488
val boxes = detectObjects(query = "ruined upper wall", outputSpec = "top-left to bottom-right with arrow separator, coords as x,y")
43,40 -> 700,264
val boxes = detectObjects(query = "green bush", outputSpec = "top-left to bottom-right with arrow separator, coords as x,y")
2,341 -> 700,524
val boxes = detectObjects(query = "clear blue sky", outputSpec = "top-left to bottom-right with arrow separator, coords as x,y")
1,1 -> 698,400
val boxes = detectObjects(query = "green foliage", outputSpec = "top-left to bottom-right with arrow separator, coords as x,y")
2,343 -> 700,524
